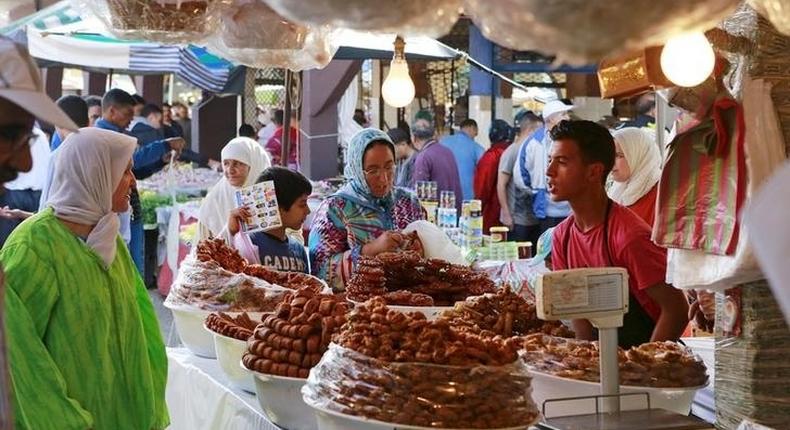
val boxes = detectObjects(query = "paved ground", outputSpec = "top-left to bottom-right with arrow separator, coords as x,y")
148,289 -> 181,348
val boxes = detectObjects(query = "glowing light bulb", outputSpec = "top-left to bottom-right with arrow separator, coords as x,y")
382,57 -> 415,108
660,32 -> 716,87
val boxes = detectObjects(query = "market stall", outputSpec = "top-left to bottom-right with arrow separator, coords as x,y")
3,1 -> 789,430
155,233 -> 718,429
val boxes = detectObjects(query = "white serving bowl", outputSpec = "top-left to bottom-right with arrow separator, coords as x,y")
208,327 -> 255,393
244,365 -> 315,430
164,303 -> 216,358
528,369 -> 705,418
308,402 -> 532,430
164,301 -> 266,358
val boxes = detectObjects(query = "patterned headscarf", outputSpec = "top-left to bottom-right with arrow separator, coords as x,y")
341,128 -> 396,210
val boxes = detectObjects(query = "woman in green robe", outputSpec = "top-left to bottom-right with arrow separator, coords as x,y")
2,128 -> 168,430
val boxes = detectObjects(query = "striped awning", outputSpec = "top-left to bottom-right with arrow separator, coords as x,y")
2,1 -> 234,93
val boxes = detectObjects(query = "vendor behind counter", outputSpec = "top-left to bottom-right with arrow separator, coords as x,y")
546,120 -> 689,348
309,128 -> 424,291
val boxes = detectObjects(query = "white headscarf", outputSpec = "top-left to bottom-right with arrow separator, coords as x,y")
46,128 -> 137,267
197,137 -> 271,242
608,127 -> 662,206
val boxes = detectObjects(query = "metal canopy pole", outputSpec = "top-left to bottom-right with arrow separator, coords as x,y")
281,69 -> 293,167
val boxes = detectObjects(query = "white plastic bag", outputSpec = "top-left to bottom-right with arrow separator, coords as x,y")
402,220 -> 467,266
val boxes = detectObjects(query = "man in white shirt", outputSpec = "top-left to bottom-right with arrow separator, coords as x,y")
522,100 -> 574,234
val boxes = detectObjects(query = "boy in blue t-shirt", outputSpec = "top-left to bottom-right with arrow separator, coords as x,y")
228,167 -> 312,273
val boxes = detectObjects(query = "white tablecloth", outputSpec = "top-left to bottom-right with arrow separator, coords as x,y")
166,348 -> 281,430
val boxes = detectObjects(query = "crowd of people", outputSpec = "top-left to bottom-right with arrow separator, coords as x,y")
0,35 -> 698,430
375,98 -> 663,255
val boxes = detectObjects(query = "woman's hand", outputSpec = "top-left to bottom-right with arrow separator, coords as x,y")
361,231 -> 406,257
400,231 -> 424,256
228,206 -> 252,236
0,206 -> 32,220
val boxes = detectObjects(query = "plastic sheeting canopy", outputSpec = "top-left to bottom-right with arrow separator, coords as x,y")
207,0 -> 337,71
263,0 -> 461,38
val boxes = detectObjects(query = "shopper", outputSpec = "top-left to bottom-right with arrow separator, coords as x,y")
238,123 -> 256,139
353,108 -> 369,127
96,89 -> 185,276
4,128 -> 168,430
547,120 -> 688,348
498,111 -> 543,244
309,128 -> 423,291
161,102 -> 183,139
0,36 -> 79,429
230,167 -> 312,272
265,109 -> 299,169
171,101 -> 192,145
49,95 -> 87,150
441,118 -> 484,201
474,119 -> 512,233
388,127 -> 416,188
256,107 -> 277,147
130,93 -> 146,121
521,100 -> 573,234
608,127 -> 661,226
97,90 -> 185,179
129,103 -> 165,145
410,114 -> 463,210
196,137 -> 271,243
85,95 -> 103,127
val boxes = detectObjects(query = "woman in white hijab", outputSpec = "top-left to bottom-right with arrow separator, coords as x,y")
1,127 -> 168,430
196,137 -> 271,243
608,127 -> 662,226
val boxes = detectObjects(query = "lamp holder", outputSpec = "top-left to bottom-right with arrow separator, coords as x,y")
393,35 -> 406,61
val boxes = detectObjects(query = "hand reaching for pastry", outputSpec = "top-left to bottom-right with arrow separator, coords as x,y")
361,231 -> 404,256
398,231 -> 423,256
362,230 -> 424,257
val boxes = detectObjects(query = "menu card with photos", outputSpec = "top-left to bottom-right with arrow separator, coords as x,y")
234,180 -> 283,234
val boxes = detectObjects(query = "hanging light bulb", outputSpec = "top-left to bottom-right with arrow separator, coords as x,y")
660,32 -> 716,88
382,36 -> 415,108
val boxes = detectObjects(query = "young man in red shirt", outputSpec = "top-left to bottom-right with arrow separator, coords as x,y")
547,120 -> 688,348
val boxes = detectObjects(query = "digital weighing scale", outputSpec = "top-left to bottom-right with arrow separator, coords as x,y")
532,268 -> 714,430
